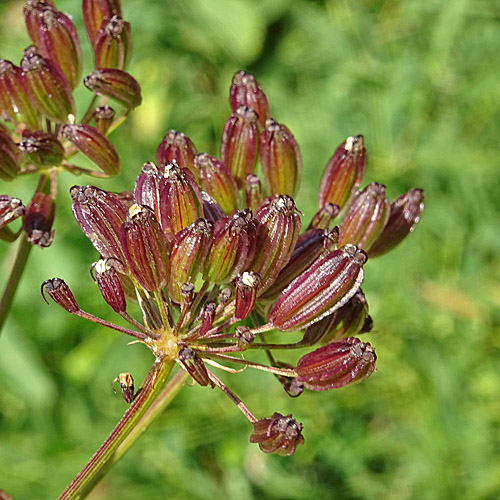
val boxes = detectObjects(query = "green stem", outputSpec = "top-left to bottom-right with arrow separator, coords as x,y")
106,111 -> 129,135
114,369 -> 189,460
154,289 -> 170,330
80,95 -> 99,125
0,235 -> 32,335
0,172 -> 50,336
58,359 -> 176,500
0,226 -> 20,243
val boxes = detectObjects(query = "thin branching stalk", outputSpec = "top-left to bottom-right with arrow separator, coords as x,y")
208,372 -> 257,423
74,310 -> 159,341
202,351 -> 297,377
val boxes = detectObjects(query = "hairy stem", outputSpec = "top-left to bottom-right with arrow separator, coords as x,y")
58,359 -> 176,500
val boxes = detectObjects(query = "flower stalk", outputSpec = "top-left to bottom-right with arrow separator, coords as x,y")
42,54 -> 424,483
0,1 -> 427,496
0,171 -> 50,334
58,359 -> 176,500
0,231 -> 33,332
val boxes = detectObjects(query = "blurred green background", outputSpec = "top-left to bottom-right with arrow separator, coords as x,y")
1,0 -> 499,498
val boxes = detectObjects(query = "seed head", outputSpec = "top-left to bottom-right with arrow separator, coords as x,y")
319,135 -> 366,209
296,337 -> 376,390
250,413 -> 304,456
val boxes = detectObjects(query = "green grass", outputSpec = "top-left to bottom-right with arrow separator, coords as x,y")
1,0 -> 499,498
